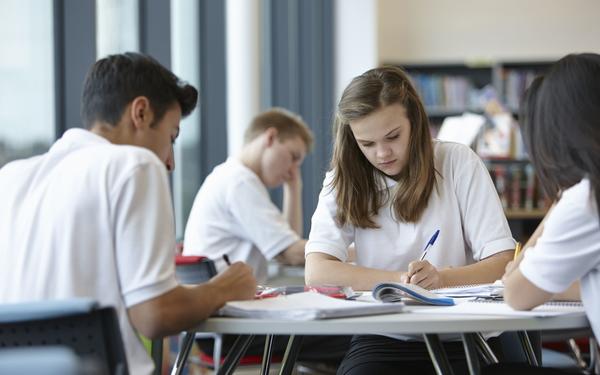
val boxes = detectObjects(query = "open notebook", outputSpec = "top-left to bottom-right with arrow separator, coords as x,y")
372,282 -> 455,306
218,291 -> 404,320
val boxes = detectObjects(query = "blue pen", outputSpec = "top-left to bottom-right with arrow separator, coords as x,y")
419,229 -> 440,261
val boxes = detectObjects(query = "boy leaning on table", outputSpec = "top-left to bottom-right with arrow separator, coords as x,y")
183,108 -> 350,368
183,107 -> 312,283
0,52 -> 256,375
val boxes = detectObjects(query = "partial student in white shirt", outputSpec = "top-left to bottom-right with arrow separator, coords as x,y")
184,108 -> 350,366
494,54 -> 600,375
305,66 -> 516,375
0,53 -> 257,375
184,108 -> 313,283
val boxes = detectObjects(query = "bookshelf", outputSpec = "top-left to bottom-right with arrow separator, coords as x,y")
485,157 -> 550,242
484,158 -> 549,217
397,61 -> 554,242
401,61 -> 552,123
402,63 -> 493,127
496,62 -> 553,114
504,209 -> 548,220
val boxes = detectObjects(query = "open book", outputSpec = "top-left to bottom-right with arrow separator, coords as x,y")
218,291 -> 404,320
372,282 -> 455,306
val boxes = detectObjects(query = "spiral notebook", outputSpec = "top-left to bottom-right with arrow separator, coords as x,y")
418,298 -> 584,317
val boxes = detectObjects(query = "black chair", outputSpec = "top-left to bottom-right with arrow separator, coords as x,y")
171,255 -> 221,375
0,298 -> 128,375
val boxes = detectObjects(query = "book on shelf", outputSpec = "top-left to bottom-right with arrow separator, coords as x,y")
509,164 -> 522,209
524,163 -> 535,210
410,73 -> 476,110
502,69 -> 540,111
492,164 -> 508,209
437,113 -> 485,146
217,291 -> 404,320
486,160 -> 548,215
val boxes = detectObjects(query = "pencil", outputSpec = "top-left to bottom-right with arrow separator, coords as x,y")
513,242 -> 522,261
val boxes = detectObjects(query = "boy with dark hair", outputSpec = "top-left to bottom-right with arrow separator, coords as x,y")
0,52 -> 257,375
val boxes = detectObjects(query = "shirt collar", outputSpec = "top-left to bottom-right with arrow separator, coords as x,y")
51,128 -> 110,152
61,128 -> 110,144
376,172 -> 398,191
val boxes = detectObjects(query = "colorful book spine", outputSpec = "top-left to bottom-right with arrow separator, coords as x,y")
524,164 -> 535,210
493,165 -> 508,209
510,164 -> 522,209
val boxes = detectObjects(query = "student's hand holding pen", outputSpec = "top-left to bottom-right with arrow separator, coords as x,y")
401,261 -> 443,289
502,242 -> 524,284
401,230 -> 442,289
210,255 -> 257,302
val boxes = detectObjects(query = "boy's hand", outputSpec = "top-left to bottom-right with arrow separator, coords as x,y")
283,167 -> 302,190
210,262 -> 257,301
401,260 -> 442,289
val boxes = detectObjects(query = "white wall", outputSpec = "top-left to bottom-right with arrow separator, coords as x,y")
334,0 -> 378,101
378,0 -> 600,64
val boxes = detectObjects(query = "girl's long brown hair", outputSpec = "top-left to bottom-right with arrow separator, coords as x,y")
331,66 -> 436,228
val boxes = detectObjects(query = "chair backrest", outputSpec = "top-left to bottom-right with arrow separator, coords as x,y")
0,299 -> 128,375
175,255 -> 217,284
0,347 -> 97,375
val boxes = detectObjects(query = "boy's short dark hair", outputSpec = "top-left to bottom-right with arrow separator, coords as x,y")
81,52 -> 198,128
244,108 -> 314,150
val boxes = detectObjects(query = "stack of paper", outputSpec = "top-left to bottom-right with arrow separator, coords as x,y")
218,291 -> 404,320
436,113 -> 485,147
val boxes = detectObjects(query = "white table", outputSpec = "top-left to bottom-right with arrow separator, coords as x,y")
171,306 -> 589,375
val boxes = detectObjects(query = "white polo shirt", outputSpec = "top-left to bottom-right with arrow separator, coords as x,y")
520,178 -> 600,339
0,129 -> 179,375
184,157 -> 299,283
307,141 -> 515,271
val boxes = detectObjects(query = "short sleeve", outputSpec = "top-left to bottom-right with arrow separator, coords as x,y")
520,180 -> 600,293
452,146 -> 515,260
306,172 -> 355,261
227,178 -> 299,260
112,163 -> 178,307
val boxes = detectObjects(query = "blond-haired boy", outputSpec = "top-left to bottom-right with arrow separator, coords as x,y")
184,107 -> 313,283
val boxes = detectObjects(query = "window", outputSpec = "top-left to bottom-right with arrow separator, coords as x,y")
171,0 -> 202,239
0,0 -> 54,167
96,0 -> 139,58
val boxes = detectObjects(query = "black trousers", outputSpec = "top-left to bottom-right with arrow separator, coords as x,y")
197,334 -> 351,365
336,333 -> 567,375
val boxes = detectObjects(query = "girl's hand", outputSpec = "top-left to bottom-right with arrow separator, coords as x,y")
502,250 -> 525,284
401,260 -> 442,289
